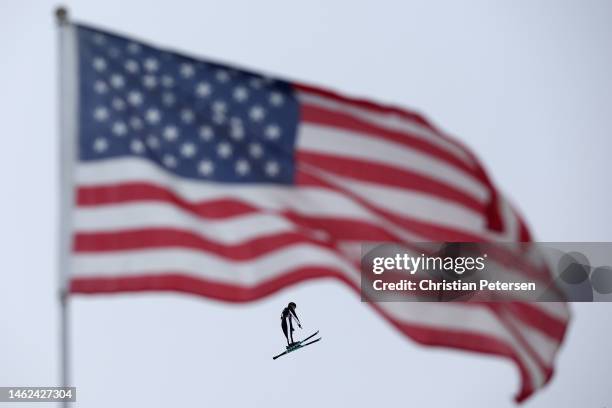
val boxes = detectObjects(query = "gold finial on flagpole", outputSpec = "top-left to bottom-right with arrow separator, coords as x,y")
55,6 -> 69,26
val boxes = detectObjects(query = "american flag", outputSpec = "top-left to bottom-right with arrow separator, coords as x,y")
61,23 -> 569,401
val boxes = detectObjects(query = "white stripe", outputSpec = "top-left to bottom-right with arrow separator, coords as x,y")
298,123 -> 489,204
75,203 -> 311,244
533,301 -> 571,321
77,157 -> 488,236
501,311 -> 561,363
298,91 -> 475,166
301,164 -> 487,233
73,245 -> 358,285
380,301 -> 545,389
497,197 -> 520,241
76,158 -> 339,208
74,159 -> 424,229
75,158 -> 476,240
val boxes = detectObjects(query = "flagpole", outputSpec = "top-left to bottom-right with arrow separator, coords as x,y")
55,6 -> 71,408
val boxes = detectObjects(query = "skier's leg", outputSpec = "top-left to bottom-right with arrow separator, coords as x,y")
289,319 -> 294,344
281,319 -> 290,346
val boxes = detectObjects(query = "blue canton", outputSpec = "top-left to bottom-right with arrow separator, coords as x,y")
77,25 -> 300,184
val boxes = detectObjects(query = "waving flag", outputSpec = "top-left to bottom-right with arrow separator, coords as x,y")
60,23 -> 569,401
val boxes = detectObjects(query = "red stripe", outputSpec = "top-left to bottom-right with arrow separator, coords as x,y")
76,181 -> 484,242
74,228 -> 337,259
297,150 -> 485,213
295,84 -> 505,233
501,303 -> 568,343
283,214 -> 402,242
78,183 -> 257,218
488,304 -> 553,376
301,103 -> 481,179
75,181 -> 421,242
381,306 -> 538,403
295,170 -> 487,242
295,84 -> 441,135
70,269 -> 543,402
294,84 -> 488,170
514,206 -> 533,243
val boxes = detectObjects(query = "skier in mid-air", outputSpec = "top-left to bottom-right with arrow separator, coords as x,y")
273,302 -> 320,359
281,302 -> 301,347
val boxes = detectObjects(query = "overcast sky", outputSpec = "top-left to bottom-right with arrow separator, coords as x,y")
1,1 -> 611,407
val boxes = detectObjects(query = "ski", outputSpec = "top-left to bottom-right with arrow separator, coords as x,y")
273,336 -> 322,360
283,330 -> 319,351
272,350 -> 290,360
299,338 -> 321,348
297,330 -> 319,345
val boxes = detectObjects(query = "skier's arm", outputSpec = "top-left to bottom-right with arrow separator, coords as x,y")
290,309 -> 302,328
